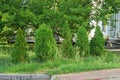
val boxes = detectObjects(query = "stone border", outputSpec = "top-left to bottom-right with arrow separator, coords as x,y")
0,74 -> 50,80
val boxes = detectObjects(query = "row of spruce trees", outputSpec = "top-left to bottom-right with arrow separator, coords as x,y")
11,23 -> 104,63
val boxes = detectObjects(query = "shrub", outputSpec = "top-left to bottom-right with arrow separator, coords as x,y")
90,26 -> 104,56
35,24 -> 57,62
76,27 -> 90,56
11,28 -> 28,63
61,22 -> 75,58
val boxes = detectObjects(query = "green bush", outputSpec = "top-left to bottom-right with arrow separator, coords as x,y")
61,22 -> 75,58
11,28 -> 28,63
35,24 -> 57,62
76,27 -> 90,56
90,26 -> 104,56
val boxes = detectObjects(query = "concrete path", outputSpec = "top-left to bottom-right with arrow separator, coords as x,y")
51,69 -> 120,80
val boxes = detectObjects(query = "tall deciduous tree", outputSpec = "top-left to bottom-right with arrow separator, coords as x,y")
1,0 -> 120,41
100,0 -> 120,24
0,0 -> 37,37
57,0 -> 91,32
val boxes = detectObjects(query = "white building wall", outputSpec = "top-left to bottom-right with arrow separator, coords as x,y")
98,21 -> 109,39
102,11 -> 120,40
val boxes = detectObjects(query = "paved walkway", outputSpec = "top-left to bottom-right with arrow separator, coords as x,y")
51,69 -> 120,80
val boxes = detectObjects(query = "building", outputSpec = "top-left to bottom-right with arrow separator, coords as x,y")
100,11 -> 120,48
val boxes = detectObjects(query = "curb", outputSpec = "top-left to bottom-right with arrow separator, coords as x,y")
0,74 -> 50,80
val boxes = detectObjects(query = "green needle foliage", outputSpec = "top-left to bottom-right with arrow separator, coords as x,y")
61,22 -> 75,58
35,24 -> 57,62
11,28 -> 28,63
76,27 -> 90,56
90,26 -> 105,56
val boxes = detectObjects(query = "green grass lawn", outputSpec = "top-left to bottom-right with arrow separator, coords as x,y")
0,48 -> 120,75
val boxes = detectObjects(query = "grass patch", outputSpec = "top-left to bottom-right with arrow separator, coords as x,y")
48,52 -> 120,75
5,63 -> 41,73
0,49 -> 119,75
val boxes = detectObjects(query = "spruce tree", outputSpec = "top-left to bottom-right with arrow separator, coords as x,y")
61,22 -> 75,58
35,24 -> 57,62
90,26 -> 104,56
11,28 -> 28,63
76,27 -> 90,56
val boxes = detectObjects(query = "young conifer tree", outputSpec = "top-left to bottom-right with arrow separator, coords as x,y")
90,26 -> 104,56
35,24 -> 57,62
76,27 -> 90,56
61,22 -> 75,58
11,28 -> 28,63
